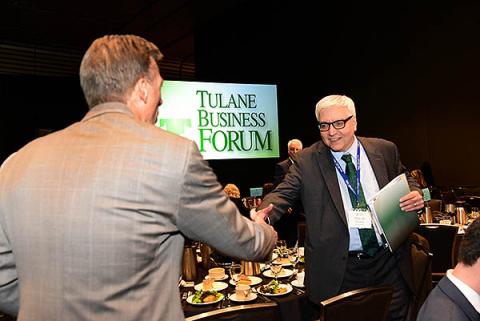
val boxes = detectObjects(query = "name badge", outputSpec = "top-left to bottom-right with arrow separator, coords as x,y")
347,209 -> 372,229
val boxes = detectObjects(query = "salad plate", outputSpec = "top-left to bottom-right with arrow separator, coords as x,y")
257,282 -> 293,296
186,292 -> 224,305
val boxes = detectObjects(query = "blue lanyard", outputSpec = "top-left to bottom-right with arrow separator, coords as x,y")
333,144 -> 362,208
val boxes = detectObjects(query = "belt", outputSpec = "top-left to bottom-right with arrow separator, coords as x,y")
348,251 -> 372,259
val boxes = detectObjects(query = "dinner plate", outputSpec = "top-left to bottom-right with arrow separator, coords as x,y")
262,268 -> 294,278
186,293 -> 224,305
291,279 -> 304,288
228,276 -> 262,286
194,281 -> 228,292
228,292 -> 258,302
257,283 -> 293,296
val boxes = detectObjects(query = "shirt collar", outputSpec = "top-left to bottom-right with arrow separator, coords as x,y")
331,136 -> 359,162
447,269 -> 480,313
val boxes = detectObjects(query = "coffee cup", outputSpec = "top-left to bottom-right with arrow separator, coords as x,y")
208,267 -> 225,280
235,284 -> 251,299
296,271 -> 305,285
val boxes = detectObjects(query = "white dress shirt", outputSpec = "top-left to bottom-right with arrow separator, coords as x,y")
447,269 -> 480,313
331,137 -> 383,251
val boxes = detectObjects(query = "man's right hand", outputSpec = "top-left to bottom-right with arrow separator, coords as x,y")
250,204 -> 278,243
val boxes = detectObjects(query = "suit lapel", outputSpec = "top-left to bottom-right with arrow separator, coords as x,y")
359,137 -> 389,189
315,143 -> 348,226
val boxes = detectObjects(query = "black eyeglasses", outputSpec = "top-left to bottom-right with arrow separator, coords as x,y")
318,115 -> 354,132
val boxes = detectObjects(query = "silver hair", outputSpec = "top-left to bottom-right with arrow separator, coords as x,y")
287,139 -> 303,149
315,95 -> 356,122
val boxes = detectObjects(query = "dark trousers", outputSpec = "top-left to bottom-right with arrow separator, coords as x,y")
339,247 -> 410,321
304,247 -> 410,321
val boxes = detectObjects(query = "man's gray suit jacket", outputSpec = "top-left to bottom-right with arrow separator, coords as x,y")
0,102 -> 275,320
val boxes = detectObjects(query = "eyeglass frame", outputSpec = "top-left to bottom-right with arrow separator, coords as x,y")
317,115 -> 354,132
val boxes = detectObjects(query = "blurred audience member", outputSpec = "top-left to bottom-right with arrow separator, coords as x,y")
224,183 -> 250,217
417,217 -> 480,321
273,138 -> 303,186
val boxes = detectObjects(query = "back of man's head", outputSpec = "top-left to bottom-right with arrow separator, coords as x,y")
79,34 -> 163,108
458,218 -> 480,266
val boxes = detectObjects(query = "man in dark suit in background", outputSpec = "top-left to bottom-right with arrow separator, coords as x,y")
272,138 -> 303,247
273,138 -> 303,186
417,217 -> 480,321
254,94 -> 424,321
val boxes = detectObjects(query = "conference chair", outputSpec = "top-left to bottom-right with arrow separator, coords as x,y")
416,224 -> 459,284
185,302 -> 280,321
427,199 -> 442,212
407,233 -> 433,321
318,286 -> 393,321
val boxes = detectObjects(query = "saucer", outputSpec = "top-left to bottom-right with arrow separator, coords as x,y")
291,279 -> 304,288
228,292 -> 257,302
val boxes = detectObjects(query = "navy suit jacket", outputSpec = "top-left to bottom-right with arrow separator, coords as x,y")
260,136 -> 420,303
417,276 -> 479,321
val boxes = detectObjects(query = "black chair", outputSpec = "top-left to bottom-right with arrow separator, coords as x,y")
185,302 -> 280,321
319,286 -> 393,321
416,224 -> 459,284
407,233 -> 433,321
427,199 -> 442,212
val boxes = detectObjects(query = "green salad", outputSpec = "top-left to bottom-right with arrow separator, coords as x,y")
259,279 -> 288,294
192,290 -> 222,303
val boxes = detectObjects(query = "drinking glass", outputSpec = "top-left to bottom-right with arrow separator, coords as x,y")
229,263 -> 242,285
270,261 -> 283,280
288,249 -> 298,269
276,240 -> 287,258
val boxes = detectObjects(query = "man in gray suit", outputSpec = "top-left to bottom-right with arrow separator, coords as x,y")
417,217 -> 480,321
0,35 -> 276,321
254,95 -> 424,321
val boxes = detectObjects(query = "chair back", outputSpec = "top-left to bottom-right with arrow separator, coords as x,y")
185,302 -> 279,321
319,286 -> 393,321
416,224 -> 458,279
427,199 -> 442,212
408,233 -> 432,320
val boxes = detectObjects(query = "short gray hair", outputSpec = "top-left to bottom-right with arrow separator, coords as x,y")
80,34 -> 164,108
288,139 -> 303,149
315,95 -> 356,122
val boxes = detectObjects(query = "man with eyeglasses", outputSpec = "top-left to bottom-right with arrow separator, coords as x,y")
253,94 -> 424,321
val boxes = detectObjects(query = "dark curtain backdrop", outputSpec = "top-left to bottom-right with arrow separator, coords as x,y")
195,0 -> 480,194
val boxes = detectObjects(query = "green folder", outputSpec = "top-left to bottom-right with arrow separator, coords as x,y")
368,174 -> 419,252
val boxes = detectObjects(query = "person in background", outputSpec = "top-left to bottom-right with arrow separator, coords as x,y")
272,139 -> 304,247
417,217 -> 480,321
224,183 -> 250,217
253,94 -> 424,321
273,138 -> 303,186
0,34 -> 276,321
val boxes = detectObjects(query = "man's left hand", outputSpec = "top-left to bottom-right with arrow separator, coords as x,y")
399,191 -> 424,212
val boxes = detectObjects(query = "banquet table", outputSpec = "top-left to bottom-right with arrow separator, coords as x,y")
180,263 -> 309,321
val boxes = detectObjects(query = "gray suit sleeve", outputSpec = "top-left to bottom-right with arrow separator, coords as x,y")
0,225 -> 19,316
176,142 -> 275,261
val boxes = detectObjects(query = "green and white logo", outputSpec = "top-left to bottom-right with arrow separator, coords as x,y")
156,80 -> 279,160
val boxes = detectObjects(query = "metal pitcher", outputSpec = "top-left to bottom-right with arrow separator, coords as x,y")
456,207 -> 467,225
199,243 -> 214,269
424,206 -> 433,223
241,260 -> 261,276
182,246 -> 198,281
